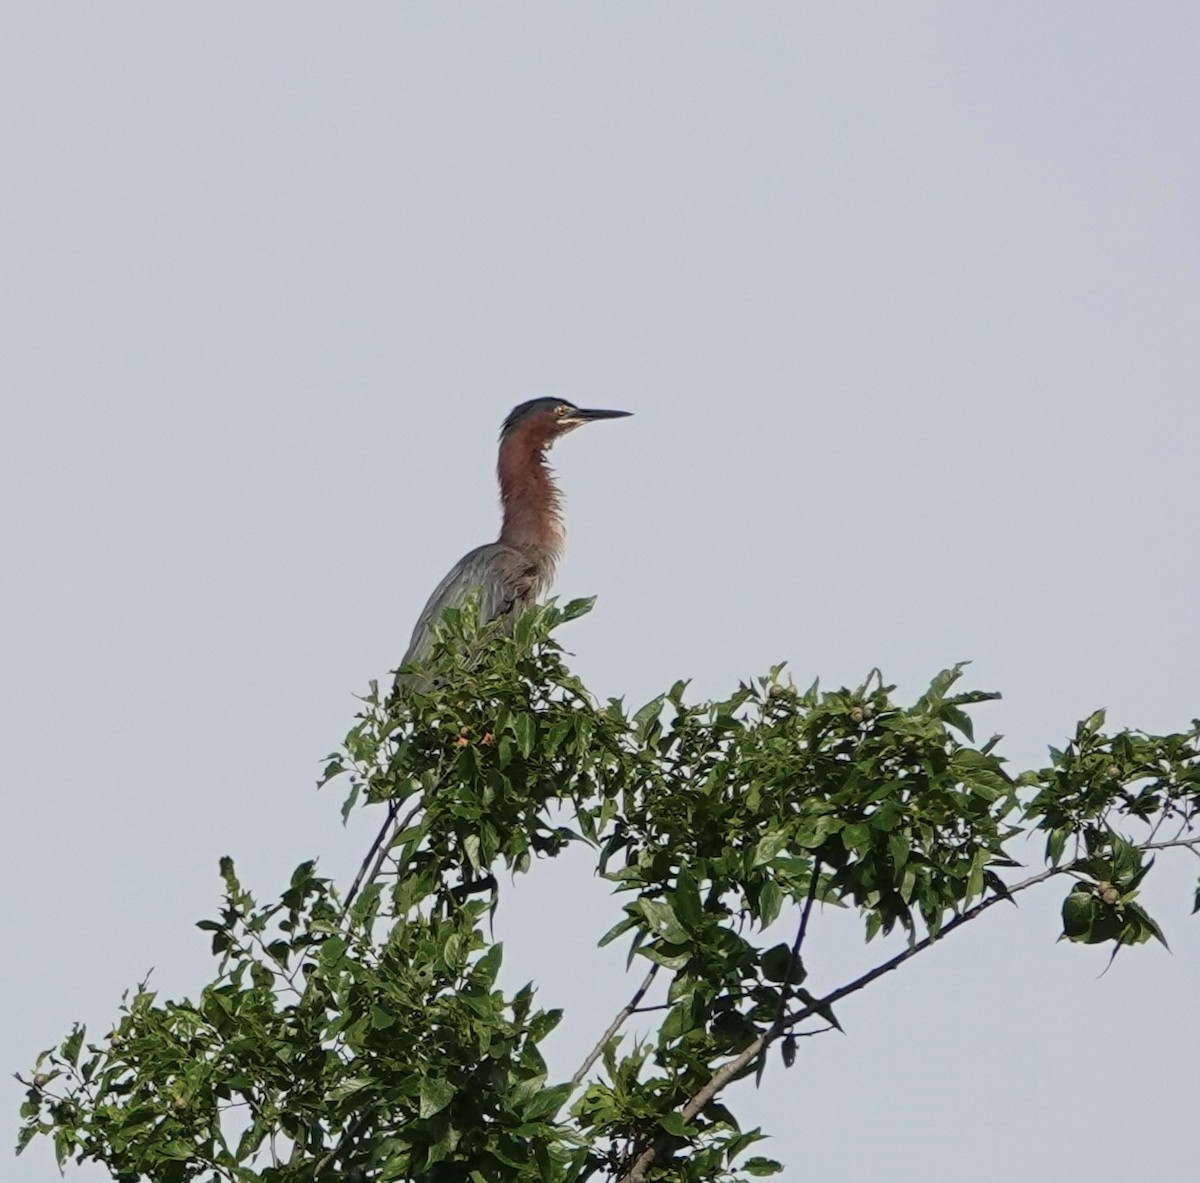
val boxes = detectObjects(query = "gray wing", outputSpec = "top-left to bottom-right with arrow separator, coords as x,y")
398,542 -> 542,676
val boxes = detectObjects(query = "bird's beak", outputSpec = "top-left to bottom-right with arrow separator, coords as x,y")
571,408 -> 633,423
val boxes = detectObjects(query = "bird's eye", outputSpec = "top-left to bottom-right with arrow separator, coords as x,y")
554,404 -> 571,417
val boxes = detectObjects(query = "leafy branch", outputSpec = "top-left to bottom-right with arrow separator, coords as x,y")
616,822 -> 1200,1181
17,602 -> 1200,1183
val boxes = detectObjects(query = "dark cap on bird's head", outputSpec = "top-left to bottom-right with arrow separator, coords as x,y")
501,397 -> 632,443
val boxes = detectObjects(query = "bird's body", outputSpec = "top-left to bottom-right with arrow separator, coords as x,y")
399,541 -> 549,669
397,398 -> 630,680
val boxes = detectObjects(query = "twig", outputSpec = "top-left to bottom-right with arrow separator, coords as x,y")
778,864 -> 820,1023
571,965 -> 659,1087
616,859 -> 1072,1183
774,838 -> 1200,1039
247,931 -> 304,999
1140,834 -> 1199,853
342,798 -> 424,915
792,1024 -> 834,1039
757,861 -> 821,1079
1145,805 -> 1170,845
783,864 -> 1065,1033
343,802 -> 397,910
311,1114 -> 370,1180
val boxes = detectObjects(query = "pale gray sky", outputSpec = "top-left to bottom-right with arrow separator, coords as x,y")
3,5 -> 1197,1180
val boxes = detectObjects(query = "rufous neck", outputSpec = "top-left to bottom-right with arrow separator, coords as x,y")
497,433 -> 565,557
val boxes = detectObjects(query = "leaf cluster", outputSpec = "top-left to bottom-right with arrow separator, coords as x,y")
19,602 -> 1200,1182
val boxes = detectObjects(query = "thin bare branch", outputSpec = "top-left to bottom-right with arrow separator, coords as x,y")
311,1114 -> 369,1180
344,801 -> 398,910
342,798 -> 424,915
757,860 -> 821,1080
616,858 -> 1077,1183
572,965 -> 659,1087
776,833 -> 1200,1033
781,864 -> 1063,1037
779,863 -> 820,1017
1140,834 -> 1199,853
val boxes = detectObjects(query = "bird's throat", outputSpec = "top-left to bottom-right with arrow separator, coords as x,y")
497,436 -> 565,562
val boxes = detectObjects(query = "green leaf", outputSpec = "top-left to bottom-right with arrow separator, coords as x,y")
661,997 -> 695,1042
669,870 -> 704,931
60,1025 -> 84,1068
840,822 -> 870,852
966,851 -> 986,901
1123,903 -> 1169,950
796,814 -> 842,848
641,944 -> 690,970
1046,827 -> 1069,866
918,664 -> 966,706
515,711 -> 537,758
418,1077 -> 456,1119
780,1034 -> 796,1068
319,935 -> 348,967
758,879 -> 783,927
1061,889 -> 1094,940
561,596 -> 596,621
632,696 -> 664,741
521,1083 -> 572,1121
795,989 -> 842,1032
161,1139 -> 198,1160
598,916 -> 637,948
744,1158 -> 784,1177
753,832 -> 788,868
637,898 -> 689,943
761,944 -> 793,984
949,749 -> 1011,801
513,605 -> 538,648
464,833 -> 482,872
942,704 -> 975,741
474,941 -> 503,987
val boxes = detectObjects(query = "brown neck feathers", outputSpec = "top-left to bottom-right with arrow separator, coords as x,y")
497,426 -> 565,558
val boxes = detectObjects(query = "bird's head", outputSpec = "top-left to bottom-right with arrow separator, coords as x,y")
501,398 -> 632,449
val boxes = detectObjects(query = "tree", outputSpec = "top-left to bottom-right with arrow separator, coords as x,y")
17,601 -> 1200,1182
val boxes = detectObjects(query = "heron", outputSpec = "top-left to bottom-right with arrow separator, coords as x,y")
396,397 -> 632,684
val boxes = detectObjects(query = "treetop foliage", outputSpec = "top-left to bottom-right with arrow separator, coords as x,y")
18,601 -> 1200,1181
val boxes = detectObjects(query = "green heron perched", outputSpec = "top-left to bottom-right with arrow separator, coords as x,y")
396,397 -> 631,682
